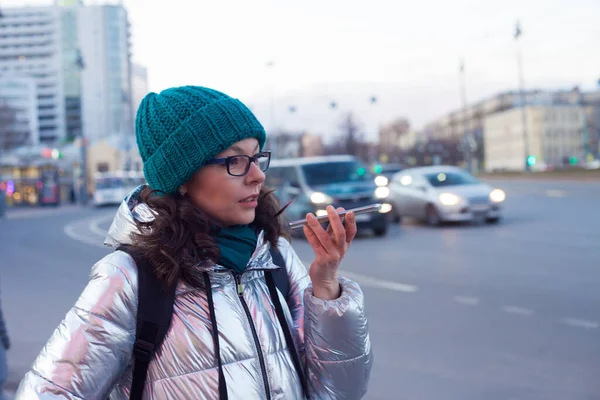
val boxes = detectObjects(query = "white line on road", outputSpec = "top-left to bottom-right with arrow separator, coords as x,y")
63,218 -> 107,248
501,306 -> 534,316
454,296 -> 480,306
88,215 -> 113,237
545,189 -> 567,198
333,269 -> 419,293
560,318 -> 599,329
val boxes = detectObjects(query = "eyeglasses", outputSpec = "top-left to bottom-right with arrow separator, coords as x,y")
205,151 -> 271,177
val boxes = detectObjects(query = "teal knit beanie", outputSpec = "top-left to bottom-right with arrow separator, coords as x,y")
135,86 -> 267,194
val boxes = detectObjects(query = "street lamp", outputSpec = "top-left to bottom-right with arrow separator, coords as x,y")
515,20 -> 531,172
459,58 -> 473,173
76,47 -> 89,205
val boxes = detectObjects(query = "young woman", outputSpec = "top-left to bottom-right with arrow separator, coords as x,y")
16,86 -> 372,399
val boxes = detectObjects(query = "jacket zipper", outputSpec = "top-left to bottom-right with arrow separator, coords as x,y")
235,274 -> 272,400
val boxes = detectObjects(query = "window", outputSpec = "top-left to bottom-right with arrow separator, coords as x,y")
282,167 -> 299,187
424,171 -> 479,187
301,160 -> 372,186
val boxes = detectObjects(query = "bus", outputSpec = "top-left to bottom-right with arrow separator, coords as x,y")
93,171 -> 145,207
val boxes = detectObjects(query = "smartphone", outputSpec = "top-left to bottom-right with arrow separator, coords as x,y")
288,203 -> 382,230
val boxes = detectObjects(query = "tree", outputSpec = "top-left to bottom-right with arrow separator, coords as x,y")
338,112 -> 362,156
378,118 -> 411,163
0,102 -> 22,151
265,130 -> 303,159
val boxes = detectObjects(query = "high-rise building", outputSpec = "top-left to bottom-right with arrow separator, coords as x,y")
0,2 -> 134,149
77,3 -> 133,142
0,77 -> 40,148
0,6 -> 66,146
131,62 -> 149,119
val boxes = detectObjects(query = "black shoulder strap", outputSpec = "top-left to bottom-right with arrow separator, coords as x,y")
117,245 -> 176,400
265,270 -> 309,398
269,246 -> 289,301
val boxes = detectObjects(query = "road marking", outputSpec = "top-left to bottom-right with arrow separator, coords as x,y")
454,296 -> 480,306
336,269 -> 419,293
545,189 -> 567,198
560,318 -> 599,329
89,215 -> 113,237
501,306 -> 534,316
301,260 -> 419,293
63,217 -> 108,248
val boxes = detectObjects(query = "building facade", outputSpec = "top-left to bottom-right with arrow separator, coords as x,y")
483,105 -> 585,172
0,6 -> 66,145
0,77 -> 40,148
0,2 -> 135,147
423,88 -> 600,168
131,62 -> 148,119
77,3 -> 133,142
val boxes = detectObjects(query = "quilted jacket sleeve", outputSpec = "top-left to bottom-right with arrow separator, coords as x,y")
15,252 -> 138,400
278,238 -> 373,400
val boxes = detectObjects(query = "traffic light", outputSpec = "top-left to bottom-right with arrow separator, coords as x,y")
526,155 -> 537,167
374,164 -> 383,174
569,156 -> 578,165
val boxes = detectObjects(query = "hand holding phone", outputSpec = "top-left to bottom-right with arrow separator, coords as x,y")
301,205 -> 359,300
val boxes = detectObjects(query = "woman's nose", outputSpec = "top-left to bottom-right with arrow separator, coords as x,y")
246,161 -> 266,184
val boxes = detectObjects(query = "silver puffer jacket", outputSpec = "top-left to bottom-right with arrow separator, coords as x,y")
16,188 -> 373,399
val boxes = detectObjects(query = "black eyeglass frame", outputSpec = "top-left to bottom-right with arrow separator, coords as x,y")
205,151 -> 271,176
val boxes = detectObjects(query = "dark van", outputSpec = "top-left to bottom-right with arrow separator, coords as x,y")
267,155 -> 391,237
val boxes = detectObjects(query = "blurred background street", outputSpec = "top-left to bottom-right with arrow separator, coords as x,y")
2,179 -> 599,399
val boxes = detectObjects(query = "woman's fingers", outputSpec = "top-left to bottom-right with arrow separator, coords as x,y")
327,206 -> 346,246
345,211 -> 358,243
303,223 -> 327,257
306,213 -> 337,255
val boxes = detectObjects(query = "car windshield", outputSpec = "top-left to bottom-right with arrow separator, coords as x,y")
424,171 -> 479,187
96,177 -> 125,189
302,161 -> 373,186
381,168 -> 402,178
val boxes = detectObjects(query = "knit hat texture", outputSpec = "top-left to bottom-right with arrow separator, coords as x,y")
135,86 -> 266,194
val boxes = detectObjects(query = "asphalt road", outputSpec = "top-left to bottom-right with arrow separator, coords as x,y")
1,179 -> 599,399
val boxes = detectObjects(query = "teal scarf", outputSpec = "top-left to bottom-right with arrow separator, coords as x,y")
215,225 -> 258,274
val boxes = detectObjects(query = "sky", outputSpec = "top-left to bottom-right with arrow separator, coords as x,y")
3,0 -> 600,140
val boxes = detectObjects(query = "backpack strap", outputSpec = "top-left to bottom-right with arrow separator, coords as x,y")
117,245 -> 176,400
269,246 -> 289,301
203,272 -> 229,399
265,247 -> 310,399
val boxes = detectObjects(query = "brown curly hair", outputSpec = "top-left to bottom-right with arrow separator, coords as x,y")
129,185 -> 290,290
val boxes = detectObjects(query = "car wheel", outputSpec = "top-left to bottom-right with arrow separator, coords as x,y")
373,226 -> 388,237
426,204 -> 442,226
485,216 -> 501,224
390,208 -> 402,224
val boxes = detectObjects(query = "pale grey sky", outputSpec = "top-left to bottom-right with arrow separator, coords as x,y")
3,0 -> 600,138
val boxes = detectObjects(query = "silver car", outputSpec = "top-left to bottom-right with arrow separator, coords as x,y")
388,166 -> 506,226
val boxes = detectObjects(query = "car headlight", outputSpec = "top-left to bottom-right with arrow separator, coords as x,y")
439,193 -> 461,206
374,176 -> 388,187
490,189 -> 506,202
310,191 -> 333,204
374,186 -> 390,199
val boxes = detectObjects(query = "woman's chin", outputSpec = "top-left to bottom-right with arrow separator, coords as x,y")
226,209 -> 256,226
